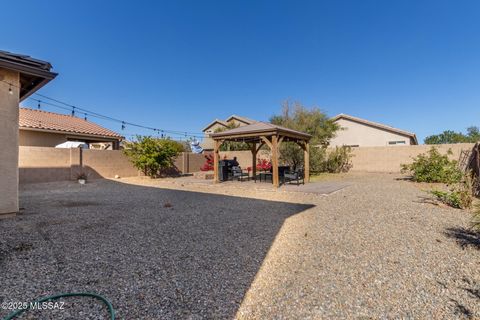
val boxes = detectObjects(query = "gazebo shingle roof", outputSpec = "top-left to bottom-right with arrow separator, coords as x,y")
211,122 -> 312,140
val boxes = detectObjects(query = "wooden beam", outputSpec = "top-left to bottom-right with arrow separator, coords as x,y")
278,136 -> 285,147
256,141 -> 265,154
295,140 -> 306,150
272,135 -> 279,187
251,143 -> 257,181
260,136 -> 273,150
304,142 -> 310,183
213,140 -> 220,183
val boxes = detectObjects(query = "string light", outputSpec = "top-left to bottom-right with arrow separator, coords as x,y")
84,113 -> 88,121
37,100 -> 41,109
1,79 -> 204,139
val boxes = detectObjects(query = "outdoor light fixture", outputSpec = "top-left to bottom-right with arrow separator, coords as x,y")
8,84 -> 13,95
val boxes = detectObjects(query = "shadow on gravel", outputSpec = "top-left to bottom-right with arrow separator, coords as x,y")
450,299 -> 474,319
444,227 -> 480,250
460,277 -> 480,301
395,176 -> 413,181
415,195 -> 438,205
1,179 -> 315,319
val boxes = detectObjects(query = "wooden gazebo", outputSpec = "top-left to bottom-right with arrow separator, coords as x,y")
210,122 -> 312,187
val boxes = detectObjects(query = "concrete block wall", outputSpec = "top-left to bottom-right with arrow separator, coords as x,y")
19,144 -> 473,183
185,153 -> 208,173
18,147 -> 208,183
19,147 -> 71,183
347,143 -> 475,173
82,149 -> 140,179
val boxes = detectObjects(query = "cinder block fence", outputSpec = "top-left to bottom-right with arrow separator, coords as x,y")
18,147 -> 206,184
18,143 -> 476,184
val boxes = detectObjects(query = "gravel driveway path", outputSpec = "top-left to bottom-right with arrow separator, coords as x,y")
0,173 -> 478,319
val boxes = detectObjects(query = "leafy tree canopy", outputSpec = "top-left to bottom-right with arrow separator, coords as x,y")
424,126 -> 480,144
270,101 -> 339,145
269,101 -> 344,171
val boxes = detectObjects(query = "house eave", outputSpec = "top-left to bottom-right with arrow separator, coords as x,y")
0,59 -> 57,101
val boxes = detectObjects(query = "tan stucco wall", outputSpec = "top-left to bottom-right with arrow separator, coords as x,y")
202,123 -> 228,150
348,143 -> 474,173
202,119 -> 251,150
0,68 -> 20,214
228,118 -> 250,127
19,129 -> 118,148
19,130 -> 68,147
204,122 -> 227,135
330,118 -> 414,147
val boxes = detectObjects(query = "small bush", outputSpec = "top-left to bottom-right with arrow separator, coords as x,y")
200,154 -> 214,171
308,146 -> 352,174
430,190 -> 466,209
401,147 -> 462,183
430,173 -> 475,209
124,136 -> 184,177
322,146 -> 353,173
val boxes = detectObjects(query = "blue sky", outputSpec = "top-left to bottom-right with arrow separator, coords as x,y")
3,0 -> 480,142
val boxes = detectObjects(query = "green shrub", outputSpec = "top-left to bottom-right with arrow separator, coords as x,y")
124,136 -> 184,177
430,173 -> 475,209
430,190 -> 466,209
401,147 -> 462,183
322,146 -> 353,173
307,146 -> 353,174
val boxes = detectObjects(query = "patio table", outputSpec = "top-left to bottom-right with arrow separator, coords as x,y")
259,171 -> 273,183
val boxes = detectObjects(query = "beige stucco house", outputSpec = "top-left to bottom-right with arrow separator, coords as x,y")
201,115 -> 257,150
19,108 -> 123,150
329,114 -> 418,147
0,50 -> 57,215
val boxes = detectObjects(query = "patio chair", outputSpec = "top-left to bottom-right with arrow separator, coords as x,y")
283,169 -> 304,186
231,166 -> 250,182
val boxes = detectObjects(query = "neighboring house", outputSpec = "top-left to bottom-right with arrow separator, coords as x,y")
329,113 -> 418,147
19,108 -> 123,149
201,115 -> 257,150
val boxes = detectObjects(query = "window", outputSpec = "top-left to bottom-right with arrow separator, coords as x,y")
388,141 -> 406,145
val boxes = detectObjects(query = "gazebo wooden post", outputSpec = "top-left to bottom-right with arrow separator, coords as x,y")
210,123 -> 311,188
304,141 -> 310,183
271,135 -> 279,187
213,139 -> 220,183
251,142 -> 257,181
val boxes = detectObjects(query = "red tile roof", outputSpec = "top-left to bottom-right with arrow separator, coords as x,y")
19,108 -> 123,139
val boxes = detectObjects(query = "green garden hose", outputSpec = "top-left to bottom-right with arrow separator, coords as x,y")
3,292 -> 115,320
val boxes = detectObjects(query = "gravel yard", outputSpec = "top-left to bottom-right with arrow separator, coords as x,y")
1,173 -> 479,319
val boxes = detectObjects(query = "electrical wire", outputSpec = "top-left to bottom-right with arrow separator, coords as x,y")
1,79 -> 205,139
